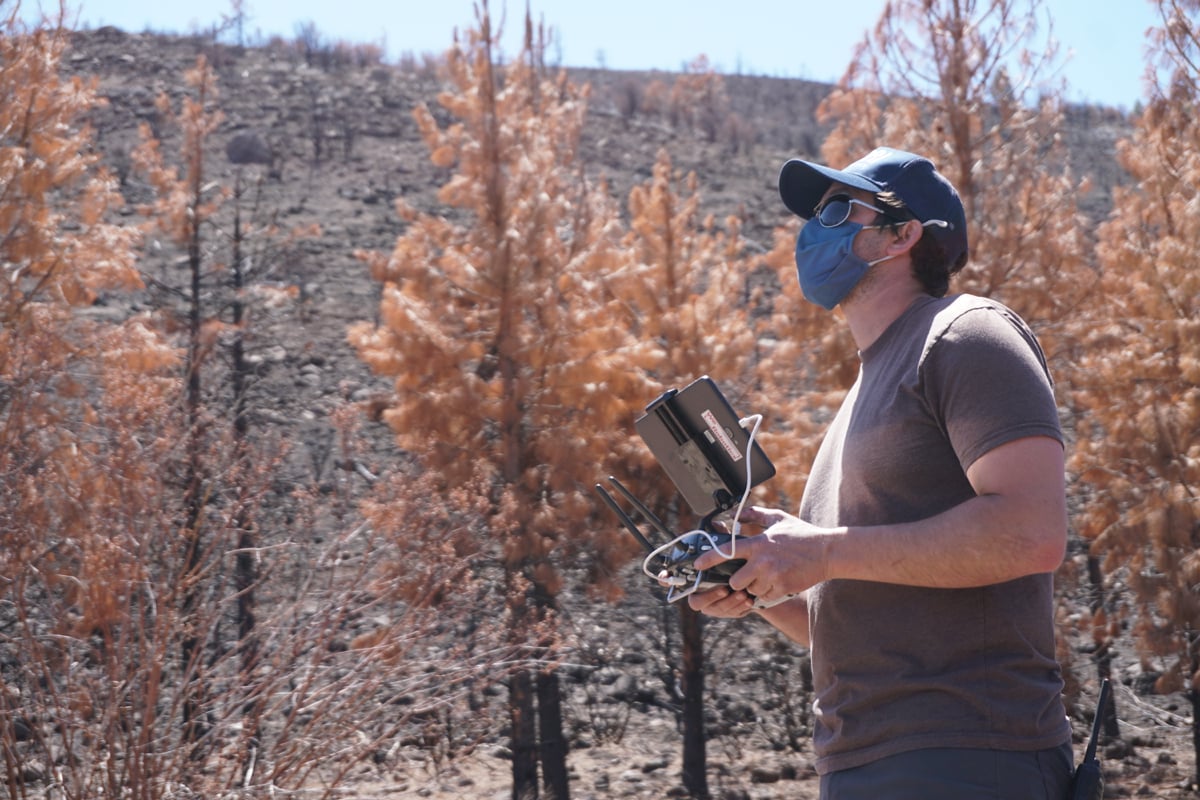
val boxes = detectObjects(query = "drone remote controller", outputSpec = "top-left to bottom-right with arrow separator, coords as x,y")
596,377 -> 776,604
595,476 -> 749,603
659,530 -> 746,594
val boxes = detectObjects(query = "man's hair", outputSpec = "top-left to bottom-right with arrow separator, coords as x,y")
876,191 -> 969,298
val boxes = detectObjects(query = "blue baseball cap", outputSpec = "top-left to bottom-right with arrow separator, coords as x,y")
779,147 -> 969,269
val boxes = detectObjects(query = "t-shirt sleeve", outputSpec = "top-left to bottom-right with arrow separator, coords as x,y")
921,305 -> 1062,471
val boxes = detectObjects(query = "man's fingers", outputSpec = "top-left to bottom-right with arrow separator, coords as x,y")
726,561 -> 760,594
738,505 -> 788,527
688,585 -> 754,618
693,534 -> 759,572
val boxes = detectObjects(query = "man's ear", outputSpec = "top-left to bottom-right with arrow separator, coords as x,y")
888,219 -> 924,255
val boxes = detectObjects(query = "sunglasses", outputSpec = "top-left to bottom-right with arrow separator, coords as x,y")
815,194 -> 907,228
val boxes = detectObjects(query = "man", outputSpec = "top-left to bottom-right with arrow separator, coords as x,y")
690,147 -> 1073,798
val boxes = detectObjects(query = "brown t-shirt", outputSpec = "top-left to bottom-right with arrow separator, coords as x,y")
799,294 -> 1071,775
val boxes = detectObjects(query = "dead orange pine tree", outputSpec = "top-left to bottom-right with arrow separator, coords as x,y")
667,55 -> 731,144
130,53 -> 232,754
0,0 -> 151,653
131,52 -> 316,779
816,0 -> 1093,350
348,5 -> 649,798
1068,0 -> 1200,781
0,0 -> 146,629
599,147 -> 765,797
0,6 -> 190,796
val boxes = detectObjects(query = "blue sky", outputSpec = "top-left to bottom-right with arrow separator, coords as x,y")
40,0 -> 1161,110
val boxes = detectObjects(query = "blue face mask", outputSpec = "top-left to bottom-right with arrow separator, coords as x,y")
794,220 -> 893,310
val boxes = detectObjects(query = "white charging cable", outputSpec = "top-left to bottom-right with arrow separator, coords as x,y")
641,413 -> 763,589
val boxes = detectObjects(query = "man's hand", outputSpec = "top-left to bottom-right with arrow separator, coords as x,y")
686,508 -> 816,645
692,505 -> 834,608
686,584 -> 757,618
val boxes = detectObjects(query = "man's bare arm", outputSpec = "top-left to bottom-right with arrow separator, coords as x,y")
694,435 -> 1067,609
824,434 -> 1067,588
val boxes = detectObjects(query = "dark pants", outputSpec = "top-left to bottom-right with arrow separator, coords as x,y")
819,743 -> 1074,800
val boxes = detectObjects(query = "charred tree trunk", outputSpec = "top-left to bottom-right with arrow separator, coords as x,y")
1190,687 -> 1200,791
536,667 -> 569,800
680,603 -> 708,799
532,578 -> 570,800
506,557 -> 539,800
180,166 -> 209,754
230,174 -> 258,656
230,171 -> 263,776
510,666 -> 539,800
229,176 -> 259,667
1189,636 -> 1200,792
1086,552 -> 1120,738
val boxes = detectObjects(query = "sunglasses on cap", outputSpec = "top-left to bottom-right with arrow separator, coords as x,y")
814,194 -> 910,228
